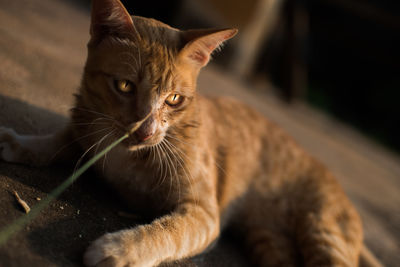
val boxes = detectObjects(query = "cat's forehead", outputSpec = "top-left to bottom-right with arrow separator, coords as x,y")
132,16 -> 181,50
86,16 -> 192,92
135,41 -> 179,93
119,17 -> 183,91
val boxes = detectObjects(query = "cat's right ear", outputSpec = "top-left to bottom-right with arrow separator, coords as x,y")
90,0 -> 136,42
179,28 -> 238,68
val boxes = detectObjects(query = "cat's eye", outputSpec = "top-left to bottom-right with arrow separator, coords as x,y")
165,94 -> 184,107
114,79 -> 135,94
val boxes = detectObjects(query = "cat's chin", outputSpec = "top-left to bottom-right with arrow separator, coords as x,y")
127,143 -> 153,152
124,136 -> 164,152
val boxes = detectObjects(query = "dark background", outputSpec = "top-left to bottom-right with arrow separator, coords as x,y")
120,0 -> 400,154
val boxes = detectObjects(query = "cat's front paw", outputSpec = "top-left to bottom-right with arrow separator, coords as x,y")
0,127 -> 24,163
84,232 -> 127,267
84,230 -> 155,267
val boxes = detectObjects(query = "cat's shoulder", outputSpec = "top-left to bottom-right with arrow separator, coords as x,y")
197,94 -> 275,134
199,94 -> 257,113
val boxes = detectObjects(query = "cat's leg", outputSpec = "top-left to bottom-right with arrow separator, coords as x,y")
0,126 -> 77,166
296,204 -> 363,267
294,173 -> 363,267
244,227 -> 298,267
83,200 -> 220,267
237,200 -> 299,267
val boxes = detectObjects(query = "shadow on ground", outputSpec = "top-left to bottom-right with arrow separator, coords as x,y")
0,94 -> 249,267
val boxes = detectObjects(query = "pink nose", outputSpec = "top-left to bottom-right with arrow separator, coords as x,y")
135,117 -> 156,142
138,131 -> 153,141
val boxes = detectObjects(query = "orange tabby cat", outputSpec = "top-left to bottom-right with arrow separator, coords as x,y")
0,0 -> 382,266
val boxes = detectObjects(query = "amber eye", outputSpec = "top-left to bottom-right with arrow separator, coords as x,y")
165,94 -> 183,106
114,79 -> 135,93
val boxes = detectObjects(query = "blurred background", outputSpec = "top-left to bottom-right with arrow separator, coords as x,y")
122,0 -> 400,155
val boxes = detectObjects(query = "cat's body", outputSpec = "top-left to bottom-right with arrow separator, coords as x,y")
0,0 -> 382,266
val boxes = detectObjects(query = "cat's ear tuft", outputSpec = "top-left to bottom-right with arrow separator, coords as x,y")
90,0 -> 135,40
180,28 -> 238,67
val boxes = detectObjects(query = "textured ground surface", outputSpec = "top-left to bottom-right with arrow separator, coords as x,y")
0,0 -> 399,266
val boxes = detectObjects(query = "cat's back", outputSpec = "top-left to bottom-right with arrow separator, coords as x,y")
200,94 -> 322,186
200,95 -> 268,138
199,94 -> 299,152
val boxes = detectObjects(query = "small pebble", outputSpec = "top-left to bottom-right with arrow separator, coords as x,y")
36,197 -> 41,201
77,209 -> 80,215
14,191 -> 30,213
79,234 -> 82,238
60,206 -> 64,210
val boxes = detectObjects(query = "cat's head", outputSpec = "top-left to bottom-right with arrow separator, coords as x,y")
77,0 -> 236,150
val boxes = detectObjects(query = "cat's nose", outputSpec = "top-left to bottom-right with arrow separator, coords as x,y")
134,116 -> 156,142
136,129 -> 153,141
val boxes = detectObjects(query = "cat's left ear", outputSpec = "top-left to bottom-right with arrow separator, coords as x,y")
90,0 -> 136,41
179,28 -> 238,68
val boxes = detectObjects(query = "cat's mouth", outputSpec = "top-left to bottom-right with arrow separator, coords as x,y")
120,113 -> 164,151
123,133 -> 164,151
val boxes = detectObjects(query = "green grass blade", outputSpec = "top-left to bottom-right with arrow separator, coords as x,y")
0,133 -> 129,246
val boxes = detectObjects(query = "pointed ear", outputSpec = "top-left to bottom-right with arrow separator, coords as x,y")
179,28 -> 238,67
90,0 -> 135,40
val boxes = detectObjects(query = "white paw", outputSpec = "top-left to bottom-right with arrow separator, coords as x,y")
83,229 -> 159,267
0,127 -> 20,162
84,231 -> 134,267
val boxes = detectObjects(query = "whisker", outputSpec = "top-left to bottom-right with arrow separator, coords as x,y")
70,122 -> 111,127
102,130 -> 118,174
151,143 -> 165,191
161,141 -> 177,201
166,133 -> 195,147
50,126 -> 113,162
160,141 -> 174,203
164,139 -> 196,204
156,143 -> 167,188
166,133 -> 227,177
94,129 -> 116,158
151,145 -> 157,165
72,107 -> 114,119
72,132 -> 111,178
161,140 -> 181,203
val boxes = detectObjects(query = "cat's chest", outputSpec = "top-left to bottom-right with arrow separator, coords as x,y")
94,145 -> 175,213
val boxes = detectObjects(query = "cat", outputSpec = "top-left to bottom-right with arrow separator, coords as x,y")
0,0 -> 382,266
